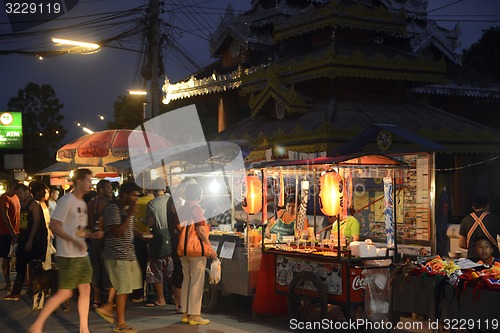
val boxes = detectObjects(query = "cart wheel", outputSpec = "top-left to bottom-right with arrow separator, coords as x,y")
201,269 -> 218,313
288,271 -> 327,323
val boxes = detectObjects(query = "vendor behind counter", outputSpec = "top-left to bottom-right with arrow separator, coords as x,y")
265,197 -> 309,242
319,207 -> 360,242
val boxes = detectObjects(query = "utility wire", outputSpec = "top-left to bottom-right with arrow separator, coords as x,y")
431,19 -> 500,23
0,6 -> 146,26
185,0 -> 217,28
434,156 -> 500,171
427,0 -> 465,14
172,5 -> 210,40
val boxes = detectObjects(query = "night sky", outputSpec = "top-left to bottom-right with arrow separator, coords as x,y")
0,0 -> 499,145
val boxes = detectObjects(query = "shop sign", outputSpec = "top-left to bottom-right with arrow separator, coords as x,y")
220,241 -> 236,259
0,112 -> 23,149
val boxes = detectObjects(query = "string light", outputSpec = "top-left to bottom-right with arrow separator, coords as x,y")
433,155 -> 500,171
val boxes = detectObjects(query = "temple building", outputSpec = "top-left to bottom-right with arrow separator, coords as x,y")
161,0 -> 500,255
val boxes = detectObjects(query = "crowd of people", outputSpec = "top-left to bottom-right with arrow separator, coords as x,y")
3,171 -> 499,333
0,170 -> 217,333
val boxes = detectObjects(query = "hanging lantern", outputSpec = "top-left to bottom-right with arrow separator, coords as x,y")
318,169 -> 344,216
242,174 -> 262,214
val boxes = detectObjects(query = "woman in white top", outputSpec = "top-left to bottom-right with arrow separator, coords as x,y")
40,186 -> 54,270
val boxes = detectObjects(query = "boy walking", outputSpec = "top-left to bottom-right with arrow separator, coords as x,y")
29,169 -> 103,333
97,182 -> 142,333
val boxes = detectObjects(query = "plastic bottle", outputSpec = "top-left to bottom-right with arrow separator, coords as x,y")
251,228 -> 259,246
257,227 -> 262,244
249,227 -> 256,246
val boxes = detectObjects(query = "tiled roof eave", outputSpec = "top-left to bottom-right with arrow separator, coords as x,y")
274,17 -> 406,42
413,86 -> 500,99
241,65 -> 445,94
163,73 -> 242,103
274,1 -> 407,42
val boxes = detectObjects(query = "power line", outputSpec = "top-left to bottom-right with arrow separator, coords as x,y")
427,0 -> 465,14
434,155 -> 500,171
185,0 -> 217,28
0,6 -> 146,26
432,19 -> 500,23
428,14 -> 500,17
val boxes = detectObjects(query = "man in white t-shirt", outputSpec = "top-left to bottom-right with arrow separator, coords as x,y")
29,169 -> 104,333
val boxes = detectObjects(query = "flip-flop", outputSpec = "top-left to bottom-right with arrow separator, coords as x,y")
145,302 -> 167,307
113,326 -> 137,333
130,297 -> 144,303
95,307 -> 115,324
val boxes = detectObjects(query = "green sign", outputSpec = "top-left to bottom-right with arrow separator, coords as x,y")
0,112 -> 23,149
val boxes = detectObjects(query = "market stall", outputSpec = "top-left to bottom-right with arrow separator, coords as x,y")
246,155 -> 409,323
392,257 -> 500,331
158,153 -> 421,318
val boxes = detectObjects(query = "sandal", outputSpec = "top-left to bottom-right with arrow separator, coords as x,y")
189,317 -> 210,325
3,293 -> 20,301
113,325 -> 137,333
94,307 -> 115,324
145,302 -> 167,307
130,296 -> 144,303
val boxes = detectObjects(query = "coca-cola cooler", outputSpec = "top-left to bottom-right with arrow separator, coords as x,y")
327,264 -> 365,304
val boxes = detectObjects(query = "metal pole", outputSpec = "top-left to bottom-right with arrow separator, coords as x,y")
393,172 -> 398,261
430,152 -> 436,256
313,168 -> 317,238
150,0 -> 160,119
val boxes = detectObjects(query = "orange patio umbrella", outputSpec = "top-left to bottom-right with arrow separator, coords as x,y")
56,129 -> 173,166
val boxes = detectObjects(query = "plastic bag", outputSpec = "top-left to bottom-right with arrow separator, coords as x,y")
364,266 -> 391,323
209,259 -> 221,285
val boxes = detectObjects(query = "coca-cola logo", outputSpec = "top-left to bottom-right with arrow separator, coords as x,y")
352,274 -> 365,290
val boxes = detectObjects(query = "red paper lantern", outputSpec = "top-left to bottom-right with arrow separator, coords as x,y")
242,175 -> 262,214
318,170 -> 344,216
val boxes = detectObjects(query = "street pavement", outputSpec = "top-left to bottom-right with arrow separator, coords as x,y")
0,270 -> 291,333
0,270 -> 434,333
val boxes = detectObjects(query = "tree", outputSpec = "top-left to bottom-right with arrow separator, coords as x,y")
7,82 -> 67,174
107,94 -> 145,130
107,93 -> 173,130
462,26 -> 500,80
461,26 -> 500,129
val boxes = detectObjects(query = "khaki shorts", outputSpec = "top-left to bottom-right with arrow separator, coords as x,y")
56,256 -> 93,290
104,259 -> 143,295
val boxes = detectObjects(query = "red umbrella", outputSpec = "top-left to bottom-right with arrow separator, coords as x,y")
56,129 -> 173,166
